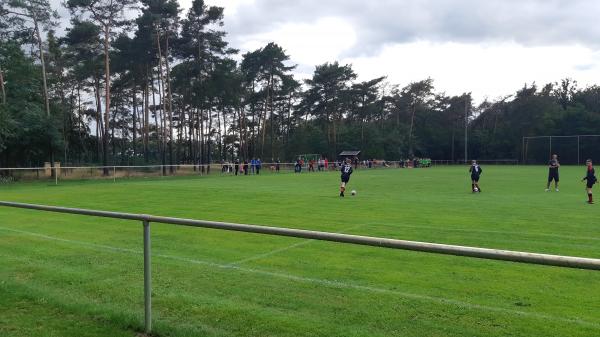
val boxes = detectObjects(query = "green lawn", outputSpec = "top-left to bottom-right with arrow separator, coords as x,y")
0,166 -> 599,337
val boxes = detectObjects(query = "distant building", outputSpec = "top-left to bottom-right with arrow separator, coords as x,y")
338,151 -> 361,161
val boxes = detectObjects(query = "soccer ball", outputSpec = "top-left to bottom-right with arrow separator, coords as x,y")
474,187 -> 479,192
351,190 -> 357,196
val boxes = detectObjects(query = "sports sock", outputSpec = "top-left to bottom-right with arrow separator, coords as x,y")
471,184 -> 474,191
589,193 -> 593,203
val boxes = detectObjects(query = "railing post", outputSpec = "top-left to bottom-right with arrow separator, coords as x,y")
143,220 -> 152,334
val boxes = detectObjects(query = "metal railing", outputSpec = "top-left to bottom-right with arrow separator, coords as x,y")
1,200 -> 598,334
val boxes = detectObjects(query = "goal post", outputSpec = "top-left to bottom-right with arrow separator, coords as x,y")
522,135 -> 600,165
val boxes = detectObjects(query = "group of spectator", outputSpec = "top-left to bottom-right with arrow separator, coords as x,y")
296,157 -> 332,173
413,158 -> 432,168
219,156 -> 432,175
394,158 -> 432,168
220,158 -> 275,176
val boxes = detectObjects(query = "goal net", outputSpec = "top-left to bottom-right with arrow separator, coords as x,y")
523,135 -> 600,165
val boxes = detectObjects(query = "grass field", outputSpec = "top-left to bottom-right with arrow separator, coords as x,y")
0,166 -> 599,337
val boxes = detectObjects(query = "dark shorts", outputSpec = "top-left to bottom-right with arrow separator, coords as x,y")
587,181 -> 596,189
341,175 -> 350,183
471,175 -> 480,182
548,171 -> 559,182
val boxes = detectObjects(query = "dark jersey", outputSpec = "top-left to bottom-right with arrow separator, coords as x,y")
469,165 -> 482,177
584,167 -> 597,187
341,164 -> 353,179
549,159 -> 559,173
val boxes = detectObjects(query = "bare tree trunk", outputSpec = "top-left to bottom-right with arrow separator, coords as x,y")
250,81 -> 256,157
269,73 -> 275,160
34,19 -> 50,118
207,105 -> 213,170
33,17 -> 54,172
151,72 -> 160,161
77,86 -> 84,163
102,24 -> 111,175
143,74 -> 149,163
408,102 -> 416,157
156,28 -> 167,175
216,106 -> 222,160
165,35 -> 174,171
132,89 -> 137,158
260,77 -> 270,157
94,74 -> 104,163
189,108 -> 195,165
199,108 -> 204,167
285,92 -> 293,156
0,65 -> 6,105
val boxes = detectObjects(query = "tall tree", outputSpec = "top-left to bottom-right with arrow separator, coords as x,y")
300,62 -> 356,158
174,0 -> 235,166
401,79 -> 434,157
66,0 -> 137,173
3,0 -> 60,169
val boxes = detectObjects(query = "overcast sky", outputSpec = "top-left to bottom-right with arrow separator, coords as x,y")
51,0 -> 600,102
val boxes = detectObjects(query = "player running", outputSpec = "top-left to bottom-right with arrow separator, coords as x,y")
546,154 -> 560,192
469,160 -> 482,193
581,159 -> 597,204
339,158 -> 353,197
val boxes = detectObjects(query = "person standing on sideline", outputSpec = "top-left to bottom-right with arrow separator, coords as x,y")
256,158 -> 262,175
234,159 -> 240,176
582,159 -> 597,204
546,154 -> 560,192
276,158 -> 280,172
469,160 -> 483,193
243,160 -> 249,175
250,158 -> 256,174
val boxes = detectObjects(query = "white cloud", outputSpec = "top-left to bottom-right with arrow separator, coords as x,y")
180,0 -> 254,16
343,42 -> 600,100
47,0 -> 600,102
238,17 -> 356,69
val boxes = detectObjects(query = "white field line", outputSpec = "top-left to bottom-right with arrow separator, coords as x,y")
228,224 -> 366,266
365,223 -> 600,242
0,226 -> 598,329
228,240 -> 314,266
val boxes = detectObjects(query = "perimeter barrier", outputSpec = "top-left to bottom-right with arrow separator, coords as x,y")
0,159 -> 521,184
0,201 -> 598,334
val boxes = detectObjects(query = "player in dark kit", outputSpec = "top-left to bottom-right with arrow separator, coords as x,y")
546,154 -> 560,192
469,160 -> 482,192
339,158 -> 353,197
581,159 -> 597,204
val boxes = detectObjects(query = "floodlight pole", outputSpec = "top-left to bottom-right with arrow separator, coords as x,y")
577,136 -> 580,165
464,96 -> 469,163
522,137 -> 525,164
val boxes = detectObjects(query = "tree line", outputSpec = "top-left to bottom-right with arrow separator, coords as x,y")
2,0 -> 600,169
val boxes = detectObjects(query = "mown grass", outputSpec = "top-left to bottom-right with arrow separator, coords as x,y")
0,166 -> 599,337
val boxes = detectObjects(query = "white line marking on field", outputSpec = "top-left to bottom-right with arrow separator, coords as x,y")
0,226 -> 598,330
228,240 -> 313,266
366,223 -> 600,242
228,224 -> 366,266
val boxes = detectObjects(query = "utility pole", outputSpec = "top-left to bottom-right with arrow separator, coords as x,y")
465,95 -> 469,163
